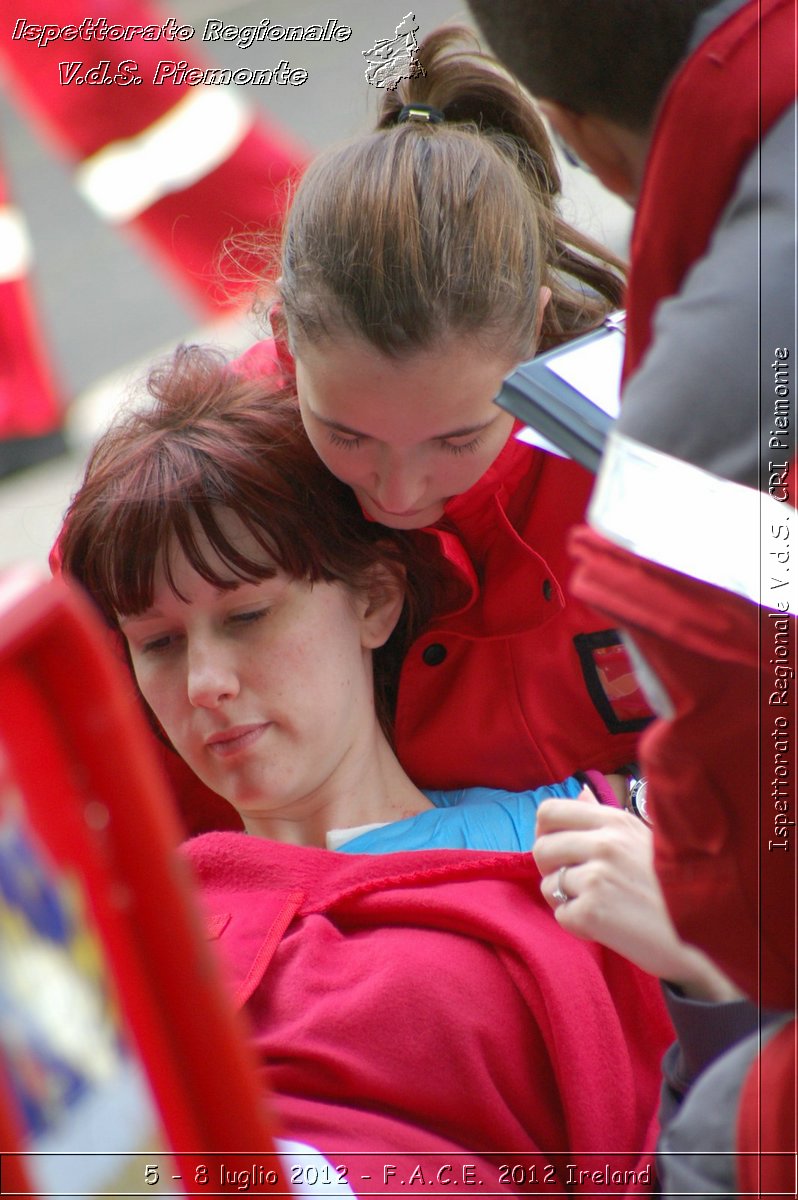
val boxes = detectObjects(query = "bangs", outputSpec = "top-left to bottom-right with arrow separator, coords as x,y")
71,433 -> 324,622
161,503 -> 280,604
106,499 -> 282,619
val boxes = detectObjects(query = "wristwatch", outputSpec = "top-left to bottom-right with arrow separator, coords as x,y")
622,764 -> 652,827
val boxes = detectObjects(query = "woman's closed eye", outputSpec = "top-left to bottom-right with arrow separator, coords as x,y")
328,430 -> 362,451
441,435 -> 483,456
137,609 -> 269,654
329,431 -> 484,457
228,607 -> 270,627
141,632 -> 180,655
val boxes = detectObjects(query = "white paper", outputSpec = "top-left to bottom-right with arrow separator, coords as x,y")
514,425 -> 568,458
545,328 -> 625,418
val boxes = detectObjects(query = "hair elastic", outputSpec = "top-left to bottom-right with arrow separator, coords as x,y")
397,103 -> 445,124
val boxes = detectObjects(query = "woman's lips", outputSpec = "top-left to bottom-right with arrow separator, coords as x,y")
367,498 -> 427,518
205,723 -> 269,757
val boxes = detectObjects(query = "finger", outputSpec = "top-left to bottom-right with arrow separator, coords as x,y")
542,861 -> 625,945
540,862 -> 579,911
535,815 -> 652,880
535,796 -> 624,836
532,828 -> 597,875
541,863 -> 600,928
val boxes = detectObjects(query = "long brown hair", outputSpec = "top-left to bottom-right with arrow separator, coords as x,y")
60,346 -> 453,734
280,25 -> 625,360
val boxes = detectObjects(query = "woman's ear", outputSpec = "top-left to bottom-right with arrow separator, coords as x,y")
357,562 -> 406,650
536,285 -> 552,340
269,297 -> 291,352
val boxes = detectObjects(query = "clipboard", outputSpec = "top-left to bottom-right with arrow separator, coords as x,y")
495,312 -> 626,474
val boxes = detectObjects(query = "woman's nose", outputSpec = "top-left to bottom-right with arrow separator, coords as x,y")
372,453 -> 426,514
186,641 -> 240,708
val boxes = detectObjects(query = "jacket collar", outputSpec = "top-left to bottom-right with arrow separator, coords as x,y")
420,430 -> 564,637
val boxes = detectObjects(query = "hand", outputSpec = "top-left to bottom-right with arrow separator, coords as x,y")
533,789 -> 741,1001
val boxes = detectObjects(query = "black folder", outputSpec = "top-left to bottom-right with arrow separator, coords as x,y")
496,313 -> 625,474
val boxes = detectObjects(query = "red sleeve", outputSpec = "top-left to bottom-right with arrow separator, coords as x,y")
737,1019 -> 797,1198
569,523 -> 795,1009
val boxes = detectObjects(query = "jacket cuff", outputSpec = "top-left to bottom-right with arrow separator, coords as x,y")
579,769 -> 621,808
661,981 -> 763,1094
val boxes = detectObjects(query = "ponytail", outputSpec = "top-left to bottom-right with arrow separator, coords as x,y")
280,26 -> 625,359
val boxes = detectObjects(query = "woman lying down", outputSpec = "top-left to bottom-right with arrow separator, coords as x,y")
58,347 -> 735,1194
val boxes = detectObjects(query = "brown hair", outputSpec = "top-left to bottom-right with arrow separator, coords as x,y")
60,346 -> 451,733
279,25 -> 625,360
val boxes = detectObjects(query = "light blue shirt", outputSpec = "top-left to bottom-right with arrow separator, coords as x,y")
336,776 -> 584,854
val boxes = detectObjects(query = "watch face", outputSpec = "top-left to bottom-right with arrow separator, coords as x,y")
630,779 -> 651,826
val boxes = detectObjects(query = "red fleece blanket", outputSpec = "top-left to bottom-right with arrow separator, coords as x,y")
183,834 -> 672,1194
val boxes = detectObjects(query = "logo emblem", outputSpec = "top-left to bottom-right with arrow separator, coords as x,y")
362,12 -> 425,90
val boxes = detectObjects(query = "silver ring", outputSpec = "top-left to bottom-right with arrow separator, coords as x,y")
552,865 -> 571,906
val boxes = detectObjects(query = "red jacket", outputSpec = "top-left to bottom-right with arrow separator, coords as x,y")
183,834 -> 673,1192
394,432 -> 651,791
572,0 -> 797,1011
570,5 -> 797,1181
571,529 -> 792,1005
622,0 -> 796,389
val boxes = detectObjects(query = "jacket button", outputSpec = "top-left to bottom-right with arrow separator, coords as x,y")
542,579 -> 553,601
422,643 -> 447,666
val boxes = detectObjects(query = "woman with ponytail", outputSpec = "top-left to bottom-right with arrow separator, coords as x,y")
237,27 -> 651,806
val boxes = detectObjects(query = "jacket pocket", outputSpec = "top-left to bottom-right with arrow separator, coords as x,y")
573,630 -> 654,734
